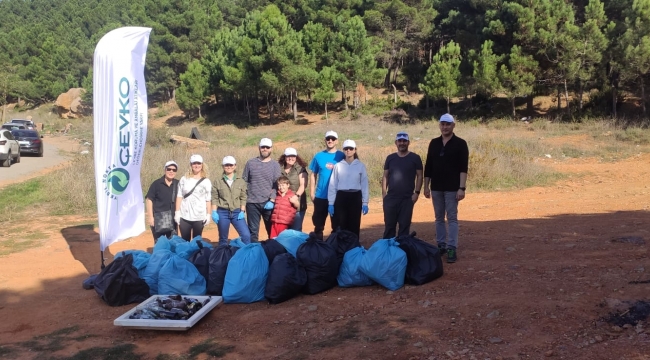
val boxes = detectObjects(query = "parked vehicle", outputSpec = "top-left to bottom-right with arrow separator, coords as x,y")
0,129 -> 20,167
10,129 -> 44,157
10,119 -> 35,130
1,123 -> 26,130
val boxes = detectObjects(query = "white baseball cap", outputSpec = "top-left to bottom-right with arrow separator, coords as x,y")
284,147 -> 297,156
325,130 -> 338,139
342,139 -> 357,149
259,138 -> 273,147
396,132 -> 409,141
222,156 -> 236,165
164,160 -> 178,169
440,113 -> 455,123
190,154 -> 203,163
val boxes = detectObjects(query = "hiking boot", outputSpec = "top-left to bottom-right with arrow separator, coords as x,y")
446,249 -> 457,263
438,244 -> 447,256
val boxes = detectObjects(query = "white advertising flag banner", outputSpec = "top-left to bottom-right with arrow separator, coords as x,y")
93,27 -> 152,251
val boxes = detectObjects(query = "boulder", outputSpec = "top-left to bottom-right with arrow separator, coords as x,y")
170,135 -> 210,149
55,88 -> 86,118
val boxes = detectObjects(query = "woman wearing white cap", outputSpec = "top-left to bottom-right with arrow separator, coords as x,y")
174,154 -> 212,241
145,160 -> 180,242
211,156 -> 251,245
278,147 -> 309,231
327,140 -> 369,238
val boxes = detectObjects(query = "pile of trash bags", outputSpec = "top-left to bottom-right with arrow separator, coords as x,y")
89,230 -> 444,306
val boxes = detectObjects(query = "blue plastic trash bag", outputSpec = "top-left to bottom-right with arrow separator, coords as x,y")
114,250 -> 151,278
222,243 -> 269,303
158,254 -> 206,295
359,239 -> 407,291
275,230 -> 308,257
153,237 -> 172,252
229,237 -> 247,248
141,249 -> 174,295
337,247 -> 373,287
176,236 -> 213,260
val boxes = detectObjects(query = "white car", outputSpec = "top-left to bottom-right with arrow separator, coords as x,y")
0,129 -> 20,167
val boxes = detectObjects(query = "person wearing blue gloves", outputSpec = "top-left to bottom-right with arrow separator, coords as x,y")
242,138 -> 282,242
211,156 -> 251,246
327,139 -> 369,238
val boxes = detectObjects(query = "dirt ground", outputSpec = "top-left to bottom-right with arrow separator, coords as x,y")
1,130 -> 650,359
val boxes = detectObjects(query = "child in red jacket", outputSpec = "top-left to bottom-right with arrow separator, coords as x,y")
270,176 -> 300,238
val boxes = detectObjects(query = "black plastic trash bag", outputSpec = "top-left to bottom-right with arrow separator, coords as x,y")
265,253 -> 308,304
207,245 -> 239,295
261,239 -> 287,265
396,232 -> 444,285
189,241 -> 212,282
82,274 -> 97,290
296,236 -> 339,295
94,253 -> 150,306
326,228 -> 361,265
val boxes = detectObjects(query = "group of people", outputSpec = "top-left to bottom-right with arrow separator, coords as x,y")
145,114 -> 469,263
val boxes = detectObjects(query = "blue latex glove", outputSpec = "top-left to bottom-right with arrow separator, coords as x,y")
264,201 -> 275,210
328,205 -> 335,217
362,205 -> 369,215
211,210 -> 219,224
237,211 -> 245,220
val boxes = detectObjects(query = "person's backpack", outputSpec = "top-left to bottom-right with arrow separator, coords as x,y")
296,236 -> 339,295
265,253 -> 308,304
94,253 -> 150,306
261,239 -> 287,265
207,245 -> 239,295
326,228 -> 361,266
396,232 -> 444,285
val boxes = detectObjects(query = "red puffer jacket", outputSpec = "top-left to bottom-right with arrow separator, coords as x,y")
271,190 -> 297,225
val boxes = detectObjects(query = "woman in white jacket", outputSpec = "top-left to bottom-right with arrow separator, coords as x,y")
327,139 -> 369,238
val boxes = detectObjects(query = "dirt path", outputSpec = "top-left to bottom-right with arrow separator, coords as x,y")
0,135 -> 81,188
0,139 -> 649,359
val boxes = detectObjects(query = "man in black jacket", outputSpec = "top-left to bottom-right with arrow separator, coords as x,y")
423,114 -> 469,263
146,160 -> 180,242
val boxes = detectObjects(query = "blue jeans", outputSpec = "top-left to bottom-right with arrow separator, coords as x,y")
291,211 -> 306,231
432,191 -> 459,249
216,208 -> 251,246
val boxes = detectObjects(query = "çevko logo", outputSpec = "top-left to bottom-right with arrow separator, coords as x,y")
102,77 -> 133,200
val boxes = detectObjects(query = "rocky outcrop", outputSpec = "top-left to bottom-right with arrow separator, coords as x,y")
55,88 -> 86,119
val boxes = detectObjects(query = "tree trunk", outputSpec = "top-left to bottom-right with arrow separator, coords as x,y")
612,86 -> 617,119
307,90 -> 312,114
391,84 -> 397,104
563,79 -> 571,116
342,85 -> 348,111
425,96 -> 429,111
526,95 -> 534,115
325,101 -> 328,124
1,103 -> 5,123
641,78 -> 646,117
446,97 -> 450,113
557,86 -> 562,112
512,97 -> 516,119
293,90 -> 298,121
246,95 -> 251,123
267,93 -> 273,123
578,80 -> 584,112
198,106 -> 202,118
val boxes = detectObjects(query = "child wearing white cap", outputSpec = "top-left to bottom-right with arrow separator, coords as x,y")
278,147 -> 309,231
174,154 -> 212,241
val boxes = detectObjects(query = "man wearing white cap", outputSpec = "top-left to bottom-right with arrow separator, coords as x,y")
309,130 -> 344,239
424,113 -> 469,263
242,138 -> 282,242
381,131 -> 423,239
145,160 -> 180,242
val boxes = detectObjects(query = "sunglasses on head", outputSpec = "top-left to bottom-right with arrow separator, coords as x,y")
191,162 -> 202,165
325,137 -> 337,141
260,146 -> 271,149
343,147 -> 355,151
165,167 -> 177,172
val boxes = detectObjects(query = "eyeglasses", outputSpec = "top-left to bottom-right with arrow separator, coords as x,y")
223,164 -> 235,167
325,137 -> 337,142
439,147 -> 445,156
191,162 -> 202,165
343,147 -> 355,151
260,146 -> 271,149
166,168 -> 177,172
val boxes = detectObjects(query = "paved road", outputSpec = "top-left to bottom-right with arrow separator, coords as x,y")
0,141 -> 71,185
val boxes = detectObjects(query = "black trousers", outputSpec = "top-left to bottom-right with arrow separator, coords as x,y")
246,202 -> 272,243
333,190 -> 362,238
382,195 -> 415,239
312,197 -> 338,238
150,226 -> 174,244
179,218 -> 204,241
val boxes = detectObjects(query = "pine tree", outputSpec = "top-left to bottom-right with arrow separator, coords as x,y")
419,41 -> 462,113
176,60 -> 209,118
499,45 -> 538,118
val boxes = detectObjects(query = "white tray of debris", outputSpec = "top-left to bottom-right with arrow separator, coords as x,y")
114,295 -> 222,331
